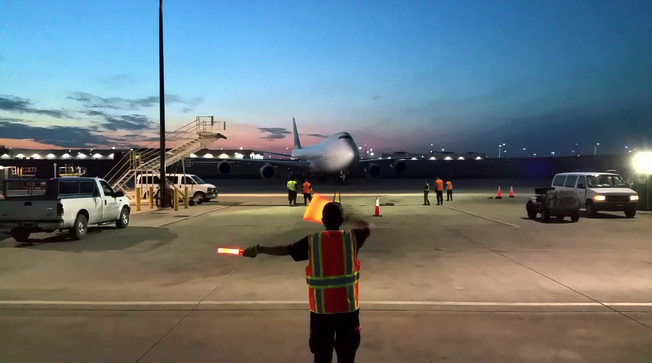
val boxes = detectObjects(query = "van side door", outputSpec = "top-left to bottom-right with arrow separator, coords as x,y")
575,176 -> 587,206
98,180 -> 119,221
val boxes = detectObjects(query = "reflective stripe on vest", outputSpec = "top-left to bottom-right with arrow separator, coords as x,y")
306,230 -> 359,314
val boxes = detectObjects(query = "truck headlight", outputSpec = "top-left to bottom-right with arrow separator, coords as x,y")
594,195 -> 606,201
630,195 -> 639,201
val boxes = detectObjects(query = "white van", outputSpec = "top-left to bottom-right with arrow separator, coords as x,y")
136,173 -> 217,202
551,172 -> 638,218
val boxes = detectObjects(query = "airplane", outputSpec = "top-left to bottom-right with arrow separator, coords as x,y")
215,118 -> 408,180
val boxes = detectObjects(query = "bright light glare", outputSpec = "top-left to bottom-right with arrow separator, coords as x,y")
594,195 -> 606,201
630,195 -> 639,201
632,151 -> 652,174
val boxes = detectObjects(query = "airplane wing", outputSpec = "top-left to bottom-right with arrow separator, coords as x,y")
216,157 -> 311,168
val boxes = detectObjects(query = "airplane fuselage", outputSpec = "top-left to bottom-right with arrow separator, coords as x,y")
290,132 -> 360,173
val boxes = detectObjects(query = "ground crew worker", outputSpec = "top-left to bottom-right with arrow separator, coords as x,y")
243,202 -> 372,363
287,177 -> 299,206
446,180 -> 453,201
435,177 -> 444,205
423,181 -> 431,205
287,177 -> 296,206
303,179 -> 313,205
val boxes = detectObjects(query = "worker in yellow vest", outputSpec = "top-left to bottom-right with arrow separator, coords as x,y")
243,202 -> 372,363
287,177 -> 298,206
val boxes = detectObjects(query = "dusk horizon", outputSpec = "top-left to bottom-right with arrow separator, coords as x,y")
1,0 -> 651,157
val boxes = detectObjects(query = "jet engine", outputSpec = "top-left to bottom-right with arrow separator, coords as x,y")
217,161 -> 232,175
392,161 -> 407,174
365,163 -> 381,178
260,164 -> 276,179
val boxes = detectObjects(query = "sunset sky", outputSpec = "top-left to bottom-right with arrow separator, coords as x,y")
1,0 -> 651,156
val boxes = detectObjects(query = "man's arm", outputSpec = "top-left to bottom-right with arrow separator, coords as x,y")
258,245 -> 290,256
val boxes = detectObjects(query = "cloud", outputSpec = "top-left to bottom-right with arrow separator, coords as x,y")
0,95 -> 71,119
371,95 -> 380,100
181,107 -> 193,113
258,127 -> 291,140
305,133 -> 328,138
83,110 -> 153,131
68,92 -> 204,111
0,117 -> 28,123
0,120 -> 113,148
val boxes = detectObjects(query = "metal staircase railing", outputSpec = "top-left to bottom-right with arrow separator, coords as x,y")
105,117 -> 227,199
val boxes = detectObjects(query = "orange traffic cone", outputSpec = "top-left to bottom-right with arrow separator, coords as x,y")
509,186 -> 515,198
496,186 -> 503,199
373,196 -> 382,217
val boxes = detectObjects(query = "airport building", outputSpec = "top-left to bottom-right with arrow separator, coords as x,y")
0,148 -> 268,161
381,151 -> 487,161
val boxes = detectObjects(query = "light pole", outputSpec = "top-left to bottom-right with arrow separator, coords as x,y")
522,147 -> 526,157
498,143 -> 505,158
533,153 -> 537,157
594,142 -> 600,155
551,151 -> 556,157
158,0 -> 167,208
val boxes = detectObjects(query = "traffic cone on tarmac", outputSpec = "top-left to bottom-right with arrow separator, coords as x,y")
373,196 -> 382,217
509,186 -> 515,198
496,186 -> 503,199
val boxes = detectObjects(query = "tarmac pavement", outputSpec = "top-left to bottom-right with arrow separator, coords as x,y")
1,181 -> 651,362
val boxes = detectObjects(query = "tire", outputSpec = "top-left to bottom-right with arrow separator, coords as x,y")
116,207 -> 130,228
585,200 -> 596,218
570,213 -> 580,222
11,228 -> 30,243
625,209 -> 636,218
70,214 -> 88,240
527,208 -> 538,220
194,192 -> 206,203
542,208 -> 550,221
189,199 -> 195,207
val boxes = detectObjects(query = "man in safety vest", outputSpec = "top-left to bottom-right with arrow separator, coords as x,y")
435,176 -> 444,205
423,180 -> 431,205
303,179 -> 313,205
243,202 -> 372,363
446,180 -> 453,201
287,177 -> 298,206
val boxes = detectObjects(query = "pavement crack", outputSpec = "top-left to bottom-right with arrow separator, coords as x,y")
133,270 -> 235,363
444,226 -> 652,332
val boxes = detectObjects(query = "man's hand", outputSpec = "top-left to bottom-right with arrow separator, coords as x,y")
243,245 -> 259,258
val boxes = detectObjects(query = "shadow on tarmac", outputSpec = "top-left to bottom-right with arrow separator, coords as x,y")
0,226 -> 176,252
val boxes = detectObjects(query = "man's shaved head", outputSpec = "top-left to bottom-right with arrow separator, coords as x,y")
322,202 -> 344,230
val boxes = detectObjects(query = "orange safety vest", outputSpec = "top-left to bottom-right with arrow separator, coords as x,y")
436,179 -> 444,191
306,230 -> 360,314
446,181 -> 453,190
303,182 -> 312,194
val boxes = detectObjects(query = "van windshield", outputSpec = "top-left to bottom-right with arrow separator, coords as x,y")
587,175 -> 628,188
192,176 -> 206,184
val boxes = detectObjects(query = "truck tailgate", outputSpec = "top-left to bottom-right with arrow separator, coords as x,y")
0,200 -> 61,222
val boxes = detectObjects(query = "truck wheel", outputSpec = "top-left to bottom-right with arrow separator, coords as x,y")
194,192 -> 206,204
116,207 -> 130,228
570,213 -> 580,222
586,201 -> 596,218
625,209 -> 636,218
527,208 -> 538,220
70,214 -> 88,240
11,229 -> 30,243
541,208 -> 550,221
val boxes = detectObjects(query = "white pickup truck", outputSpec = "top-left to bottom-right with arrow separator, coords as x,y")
0,177 -> 131,242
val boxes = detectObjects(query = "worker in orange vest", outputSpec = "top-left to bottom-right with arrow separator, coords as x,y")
446,180 -> 453,201
435,177 -> 444,205
243,202 -> 372,363
303,179 -> 313,205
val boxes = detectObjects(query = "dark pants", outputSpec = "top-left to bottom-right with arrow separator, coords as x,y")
304,193 -> 313,205
423,191 -> 430,205
310,310 -> 361,363
436,191 -> 444,205
288,190 -> 297,205
447,189 -> 453,201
